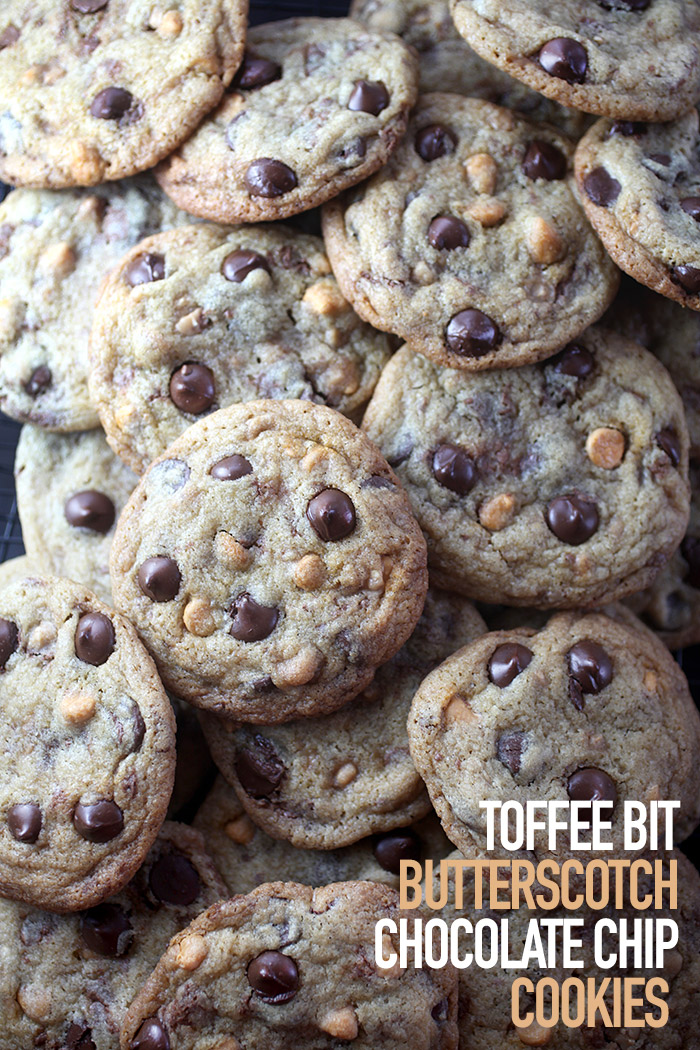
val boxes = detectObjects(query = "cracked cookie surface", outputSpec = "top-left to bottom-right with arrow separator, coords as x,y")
89,223 -> 392,474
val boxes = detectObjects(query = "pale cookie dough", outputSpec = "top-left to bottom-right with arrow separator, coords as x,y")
156,17 -> 418,223
449,0 -> 700,121
15,426 -> 138,603
408,611 -> 700,862
0,179 -> 191,431
362,331 -> 690,607
0,822 -> 225,1050
323,94 -> 618,371
0,0 -> 247,187
89,223 -> 392,474
0,575 -> 175,912
576,111 -> 700,312
120,881 -> 459,1050
110,400 -> 428,723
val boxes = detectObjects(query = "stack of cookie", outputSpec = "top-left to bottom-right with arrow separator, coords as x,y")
1,0 -> 700,1046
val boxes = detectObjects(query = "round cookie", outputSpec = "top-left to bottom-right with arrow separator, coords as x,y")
120,881 -> 459,1050
194,776 -> 454,896
89,223 -> 392,474
0,822 -> 225,1050
322,93 -> 618,372
576,112 -> 700,313
0,575 -> 176,912
156,17 -> 418,223
15,426 -> 138,603
0,555 -> 33,592
200,590 -> 486,849
449,0 -> 700,121
110,400 -> 428,723
408,610 -> 700,862
349,0 -> 591,137
362,331 -> 690,607
0,180 -> 191,431
0,1 -> 246,187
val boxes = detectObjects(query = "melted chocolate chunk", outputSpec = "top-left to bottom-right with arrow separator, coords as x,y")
71,0 -> 109,10
73,800 -> 124,842
681,198 -> 700,222
428,215 -> 470,250
138,557 -> 181,602
488,643 -> 533,687
75,612 -> 115,666
0,617 -> 18,668
7,802 -> 41,843
210,454 -> 253,479
131,1019 -> 169,1050
432,444 -> 476,495
348,79 -> 389,115
149,853 -> 201,905
235,735 -> 285,798
546,495 -> 599,545
373,829 -> 422,874
567,767 -> 617,818
65,1025 -> 96,1050
567,641 -> 613,708
169,362 -> 215,415
672,265 -> 700,295
306,489 -> 356,541
551,343 -> 594,378
415,124 -> 457,161
609,121 -> 646,137
522,141 -> 567,181
64,490 -> 115,533
24,365 -> 52,397
125,252 -> 165,287
656,428 -> 681,466
538,38 -> 588,84
583,167 -> 621,207
248,951 -> 299,1003
361,474 -> 396,490
89,87 -> 134,120
221,249 -> 270,282
80,904 -> 133,957
244,159 -> 297,198
229,594 -> 279,641
497,731 -> 527,775
446,309 -> 500,357
234,52 -> 282,90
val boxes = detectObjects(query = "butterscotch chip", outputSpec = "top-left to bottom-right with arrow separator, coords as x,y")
527,217 -> 565,265
294,553 -> 326,590
301,445 -> 332,473
215,533 -> 252,571
272,646 -> 324,689
478,493 -> 516,531
302,278 -> 349,316
519,1023 -> 552,1046
175,934 -> 208,971
183,597 -> 217,637
319,1007 -> 359,1040
66,142 -> 105,185
444,693 -> 477,724
60,692 -> 97,724
225,814 -> 256,845
332,761 -> 358,789
586,427 -> 625,469
175,307 -> 207,335
465,153 -> 498,195
157,10 -> 183,36
18,985 -> 52,1021
643,669 -> 658,691
464,198 -> 508,226
39,242 -> 76,277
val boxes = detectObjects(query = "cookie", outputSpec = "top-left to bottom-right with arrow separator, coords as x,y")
15,426 -> 138,603
0,575 -> 176,911
349,0 -> 591,137
110,400 -> 428,723
194,776 -> 454,896
362,332 -> 690,607
322,93 -> 618,371
408,610 -> 700,862
449,0 -> 700,121
200,590 -> 485,849
0,1 -> 246,187
575,112 -> 700,313
0,179 -> 190,431
156,17 -> 418,223
120,880 -> 459,1050
89,223 -> 392,474
0,555 -> 33,591
0,821 -> 225,1050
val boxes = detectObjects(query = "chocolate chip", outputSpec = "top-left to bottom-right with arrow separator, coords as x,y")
567,767 -> 617,818
89,87 -> 134,120
415,124 -> 457,161
682,537 -> 700,588
681,198 -> 700,222
538,38 -> 587,84
348,79 -> 389,115
488,643 -> 533,687
523,140 -> 567,181
169,362 -> 215,414
233,52 -> 282,90
244,159 -> 297,198
600,0 -> 649,8
428,215 -> 470,251
65,1025 -> 96,1050
671,265 -> 700,295
248,951 -> 299,1003
221,249 -> 270,282
583,167 -> 621,207
235,735 -> 285,798
0,26 -> 19,49
497,732 -> 527,775
446,309 -> 501,358
373,829 -> 422,874
210,454 -> 253,479
551,343 -> 594,377
125,252 -> 165,287
138,557 -> 181,602
7,803 -> 41,843
24,365 -> 51,397
657,428 -> 681,466
0,617 -> 18,668
307,489 -> 356,541
64,490 -> 115,534
73,800 -> 123,842
609,121 -> 646,137
229,594 -> 279,642
432,444 -> 476,495
80,904 -> 133,957
648,153 -> 671,166
432,999 -> 449,1023
75,612 -> 115,666
149,853 -> 201,905
361,474 -> 396,490
567,641 -> 613,705
131,1019 -> 169,1050
71,0 -> 109,10
546,495 -> 599,545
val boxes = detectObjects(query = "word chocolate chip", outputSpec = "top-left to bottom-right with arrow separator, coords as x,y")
348,79 -> 389,115
245,159 -> 298,198
538,38 -> 587,83
373,829 -> 422,874
415,124 -> 456,162
523,141 -> 567,181
546,494 -> 599,545
138,557 -> 181,602
221,249 -> 270,282
75,612 -> 115,666
234,52 -> 282,90
0,617 -> 18,668
89,87 -> 134,120
131,1019 -> 169,1050
64,490 -> 115,534
126,252 -> 165,287
307,489 -> 356,541
149,853 -> 201,905
446,309 -> 501,358
235,735 -> 285,798
80,904 -> 133,957
169,362 -> 215,415
73,800 -> 124,842
7,802 -> 41,843
229,594 -> 279,641
210,454 -> 253,479
248,950 -> 299,1003
428,216 -> 470,251
488,643 -> 533,687
432,444 -> 476,495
